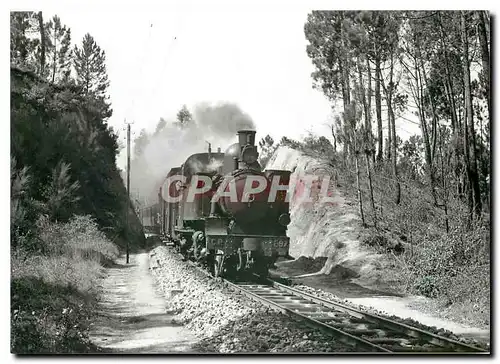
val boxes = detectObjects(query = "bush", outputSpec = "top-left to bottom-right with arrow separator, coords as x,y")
11,278 -> 99,354
11,215 -> 118,353
35,214 -> 119,261
397,224 -> 489,311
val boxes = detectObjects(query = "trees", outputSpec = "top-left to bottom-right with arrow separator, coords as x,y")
460,11 -> 482,216
154,117 -> 167,136
10,12 -> 40,69
305,11 -> 403,203
304,10 -> 490,220
37,12 -> 46,77
11,12 -> 144,252
133,129 -> 150,158
258,134 -> 277,168
301,12 -> 490,315
175,104 -> 193,129
46,15 -> 72,83
73,33 -> 111,119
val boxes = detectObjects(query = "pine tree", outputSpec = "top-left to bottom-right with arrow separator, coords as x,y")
46,15 -> 72,83
73,33 -> 111,118
134,129 -> 150,158
176,105 -> 193,129
10,11 -> 38,68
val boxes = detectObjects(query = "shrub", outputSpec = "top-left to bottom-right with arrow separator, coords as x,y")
11,215 -> 118,353
398,223 -> 489,309
35,214 -> 119,261
11,278 -> 99,353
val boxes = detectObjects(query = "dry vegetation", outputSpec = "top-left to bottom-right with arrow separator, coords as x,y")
280,136 -> 489,328
11,215 -> 119,353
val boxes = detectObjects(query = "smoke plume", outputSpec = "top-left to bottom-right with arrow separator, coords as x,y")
129,102 -> 256,206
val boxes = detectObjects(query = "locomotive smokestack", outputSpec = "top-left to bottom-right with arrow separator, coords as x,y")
217,147 -> 221,153
237,130 -> 256,147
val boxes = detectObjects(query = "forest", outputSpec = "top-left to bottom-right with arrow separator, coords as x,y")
251,10 -> 490,328
292,10 -> 490,326
10,11 -> 144,353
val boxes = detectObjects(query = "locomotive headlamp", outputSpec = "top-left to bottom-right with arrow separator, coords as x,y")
278,213 -> 291,226
241,146 -> 259,164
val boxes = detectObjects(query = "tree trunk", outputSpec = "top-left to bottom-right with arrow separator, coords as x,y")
375,57 -> 383,161
365,151 -> 377,228
477,11 -> 490,125
439,131 -> 450,233
52,27 -> 57,83
438,12 -> 462,187
418,56 -> 441,205
461,11 -> 482,216
410,46 -> 437,205
388,100 -> 401,205
419,57 -> 438,161
340,12 -> 351,160
357,57 -> 371,135
386,107 -> 392,160
381,50 -> 401,205
355,151 -> 366,227
367,59 -> 374,164
339,58 -> 349,161
331,124 -> 337,152
37,11 -> 45,77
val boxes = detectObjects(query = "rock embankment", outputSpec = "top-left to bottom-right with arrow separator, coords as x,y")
149,246 -> 354,353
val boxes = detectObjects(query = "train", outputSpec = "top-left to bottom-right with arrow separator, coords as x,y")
140,130 -> 292,278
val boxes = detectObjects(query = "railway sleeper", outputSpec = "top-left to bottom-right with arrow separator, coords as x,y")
363,337 -> 413,346
390,346 -> 456,353
258,298 -> 317,307
344,328 -> 387,337
301,311 -> 345,319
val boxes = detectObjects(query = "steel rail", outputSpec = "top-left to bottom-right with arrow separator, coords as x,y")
225,279 -> 391,352
181,252 -> 488,353
267,279 -> 488,353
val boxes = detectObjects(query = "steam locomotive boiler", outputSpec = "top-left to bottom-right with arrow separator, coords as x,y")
154,130 -> 292,278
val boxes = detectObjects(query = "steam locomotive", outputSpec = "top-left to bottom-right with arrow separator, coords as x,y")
141,130 -> 291,278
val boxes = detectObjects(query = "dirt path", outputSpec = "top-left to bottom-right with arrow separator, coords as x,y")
89,252 -> 197,353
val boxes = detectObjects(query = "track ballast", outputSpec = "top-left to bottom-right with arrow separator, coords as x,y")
174,246 -> 487,353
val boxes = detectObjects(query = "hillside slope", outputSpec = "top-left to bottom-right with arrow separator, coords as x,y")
266,146 -> 392,288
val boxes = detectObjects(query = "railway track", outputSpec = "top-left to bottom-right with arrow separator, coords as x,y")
230,280 -> 487,353
176,249 -> 487,353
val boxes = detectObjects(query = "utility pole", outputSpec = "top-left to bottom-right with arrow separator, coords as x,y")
125,119 -> 132,264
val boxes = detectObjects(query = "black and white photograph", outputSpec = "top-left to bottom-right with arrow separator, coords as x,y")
9,3 -> 491,355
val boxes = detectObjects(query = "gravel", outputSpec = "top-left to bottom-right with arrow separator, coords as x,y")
149,246 -> 356,353
149,247 -> 488,352
290,284 -> 490,351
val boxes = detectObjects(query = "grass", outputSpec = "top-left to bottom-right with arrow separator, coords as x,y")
11,215 -> 119,354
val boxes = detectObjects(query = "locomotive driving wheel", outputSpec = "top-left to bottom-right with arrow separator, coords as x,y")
213,250 -> 224,278
253,252 -> 270,279
236,248 -> 247,272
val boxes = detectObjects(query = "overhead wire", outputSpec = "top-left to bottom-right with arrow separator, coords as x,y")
125,19 -> 155,122
146,10 -> 187,118
124,9 -> 187,131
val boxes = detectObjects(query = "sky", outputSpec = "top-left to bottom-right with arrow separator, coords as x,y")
43,5 -> 344,169
40,2 -> 434,170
